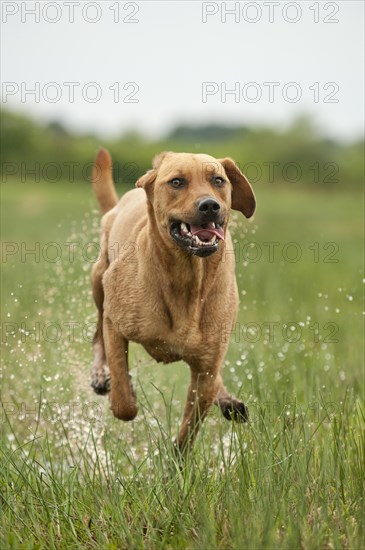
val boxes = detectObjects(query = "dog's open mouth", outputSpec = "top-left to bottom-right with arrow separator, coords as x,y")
170,221 -> 225,257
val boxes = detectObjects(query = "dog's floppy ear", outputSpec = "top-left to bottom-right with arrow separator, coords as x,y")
152,151 -> 171,169
219,157 -> 256,218
136,151 -> 172,191
135,168 -> 156,190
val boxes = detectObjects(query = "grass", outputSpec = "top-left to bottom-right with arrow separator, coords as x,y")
1,179 -> 364,549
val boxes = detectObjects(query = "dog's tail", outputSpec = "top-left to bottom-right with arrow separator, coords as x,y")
92,148 -> 119,214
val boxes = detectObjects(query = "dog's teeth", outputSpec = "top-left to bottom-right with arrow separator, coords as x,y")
191,233 -> 219,247
180,222 -> 192,237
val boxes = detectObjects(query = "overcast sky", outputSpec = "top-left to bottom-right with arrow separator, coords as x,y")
1,1 -> 364,140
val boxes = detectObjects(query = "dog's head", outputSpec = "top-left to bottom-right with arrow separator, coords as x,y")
136,152 -> 256,257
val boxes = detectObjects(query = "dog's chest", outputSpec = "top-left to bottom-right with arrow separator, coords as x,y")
108,291 -> 214,357
140,319 -> 207,364
141,301 -> 209,351
103,256 -> 237,360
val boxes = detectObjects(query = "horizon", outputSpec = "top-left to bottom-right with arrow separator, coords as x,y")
3,106 -> 363,146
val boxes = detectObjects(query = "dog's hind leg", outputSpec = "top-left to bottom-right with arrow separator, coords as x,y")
214,374 -> 249,422
90,258 -> 111,395
91,210 -> 117,395
103,316 -> 138,421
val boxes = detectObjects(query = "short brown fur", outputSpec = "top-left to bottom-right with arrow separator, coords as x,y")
91,148 -> 256,450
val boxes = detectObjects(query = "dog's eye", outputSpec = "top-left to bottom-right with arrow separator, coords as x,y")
213,176 -> 225,186
168,178 -> 185,188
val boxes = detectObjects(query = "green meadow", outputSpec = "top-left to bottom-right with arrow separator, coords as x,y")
1,171 -> 363,548
1,108 -> 364,549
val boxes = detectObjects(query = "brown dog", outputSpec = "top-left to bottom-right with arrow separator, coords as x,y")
90,148 -> 256,450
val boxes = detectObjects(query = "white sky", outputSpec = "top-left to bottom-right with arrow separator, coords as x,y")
1,0 -> 364,140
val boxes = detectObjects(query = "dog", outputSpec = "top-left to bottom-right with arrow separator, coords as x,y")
90,148 -> 256,451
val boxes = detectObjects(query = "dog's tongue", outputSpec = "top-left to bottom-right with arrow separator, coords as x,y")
190,222 -> 225,242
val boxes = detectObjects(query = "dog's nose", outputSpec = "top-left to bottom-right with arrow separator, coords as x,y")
198,198 -> 221,214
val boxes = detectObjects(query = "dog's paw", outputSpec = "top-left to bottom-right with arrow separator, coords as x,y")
111,399 -> 138,421
91,372 -> 111,395
219,398 -> 249,422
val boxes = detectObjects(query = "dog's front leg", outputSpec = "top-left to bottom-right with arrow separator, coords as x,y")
103,316 -> 138,421
177,369 -> 220,451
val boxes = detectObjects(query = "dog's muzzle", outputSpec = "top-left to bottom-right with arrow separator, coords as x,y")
170,219 -> 225,257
